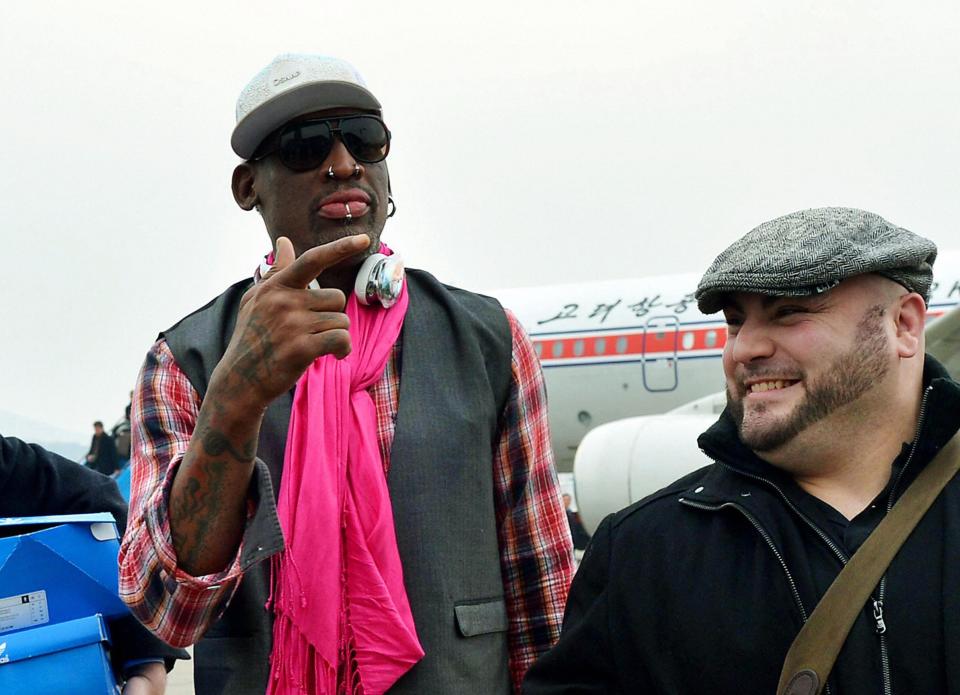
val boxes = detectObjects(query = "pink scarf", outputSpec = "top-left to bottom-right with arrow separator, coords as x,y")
266,248 -> 423,695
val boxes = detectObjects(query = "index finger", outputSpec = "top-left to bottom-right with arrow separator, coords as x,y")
271,234 -> 371,289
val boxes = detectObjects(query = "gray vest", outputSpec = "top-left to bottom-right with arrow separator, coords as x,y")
163,269 -> 513,695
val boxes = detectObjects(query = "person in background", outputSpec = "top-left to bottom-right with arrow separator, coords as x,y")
86,420 -> 119,476
0,435 -> 187,694
114,395 -> 134,465
562,493 -> 591,551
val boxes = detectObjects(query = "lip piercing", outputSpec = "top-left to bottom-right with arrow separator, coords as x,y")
345,203 -> 352,220
327,165 -> 335,179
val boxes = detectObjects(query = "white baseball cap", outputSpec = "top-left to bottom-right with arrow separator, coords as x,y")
231,54 -> 382,159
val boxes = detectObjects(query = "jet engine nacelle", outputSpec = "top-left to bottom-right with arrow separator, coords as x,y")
573,412 -> 719,534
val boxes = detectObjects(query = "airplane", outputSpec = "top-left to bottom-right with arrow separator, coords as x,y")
496,249 -> 960,533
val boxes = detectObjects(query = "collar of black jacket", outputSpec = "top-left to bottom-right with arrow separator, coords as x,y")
690,354 -> 960,503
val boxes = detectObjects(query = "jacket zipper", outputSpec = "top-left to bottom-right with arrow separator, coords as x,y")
708,384 -> 933,695
873,384 -> 933,695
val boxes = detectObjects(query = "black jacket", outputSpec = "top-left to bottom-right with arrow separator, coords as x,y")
87,431 -> 119,476
0,435 -> 186,676
525,357 -> 960,694
566,510 -> 592,551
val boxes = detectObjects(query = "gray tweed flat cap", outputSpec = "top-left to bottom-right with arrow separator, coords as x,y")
695,207 -> 937,314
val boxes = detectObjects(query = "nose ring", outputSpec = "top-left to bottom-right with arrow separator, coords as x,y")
352,164 -> 361,178
326,165 -> 335,179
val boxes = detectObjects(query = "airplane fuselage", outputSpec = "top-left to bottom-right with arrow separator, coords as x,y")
497,251 -> 960,472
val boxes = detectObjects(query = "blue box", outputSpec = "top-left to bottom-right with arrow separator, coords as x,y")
0,513 -> 128,634
0,514 -> 133,692
0,613 -> 118,694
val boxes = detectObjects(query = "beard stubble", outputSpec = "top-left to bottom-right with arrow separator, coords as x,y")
728,305 -> 890,452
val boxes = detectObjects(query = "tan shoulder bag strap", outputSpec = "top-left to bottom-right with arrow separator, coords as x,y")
778,432 -> 960,695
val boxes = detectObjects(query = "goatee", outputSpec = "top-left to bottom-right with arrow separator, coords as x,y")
729,305 -> 889,452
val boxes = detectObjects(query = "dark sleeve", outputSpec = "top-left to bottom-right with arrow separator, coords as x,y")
0,436 -> 127,521
107,613 -> 189,675
523,515 -> 619,694
0,436 -> 189,671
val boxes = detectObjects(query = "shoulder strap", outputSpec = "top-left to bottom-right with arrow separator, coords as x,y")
778,432 -> 960,695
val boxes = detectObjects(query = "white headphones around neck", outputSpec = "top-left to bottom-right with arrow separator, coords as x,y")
352,252 -> 405,307
258,251 -> 405,307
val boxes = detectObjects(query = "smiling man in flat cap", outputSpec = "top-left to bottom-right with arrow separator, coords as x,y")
525,207 -> 960,694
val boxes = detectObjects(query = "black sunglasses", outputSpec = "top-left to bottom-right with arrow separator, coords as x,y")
254,115 -> 391,172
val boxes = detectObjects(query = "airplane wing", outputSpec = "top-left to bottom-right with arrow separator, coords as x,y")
926,304 -> 960,378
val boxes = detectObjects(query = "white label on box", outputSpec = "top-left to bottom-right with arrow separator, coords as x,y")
0,590 -> 49,633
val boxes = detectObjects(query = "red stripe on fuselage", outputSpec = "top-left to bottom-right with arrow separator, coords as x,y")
534,325 -> 726,363
532,309 -> 948,365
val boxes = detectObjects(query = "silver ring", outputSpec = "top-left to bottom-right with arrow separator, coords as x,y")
353,164 -> 361,178
326,165 -> 335,179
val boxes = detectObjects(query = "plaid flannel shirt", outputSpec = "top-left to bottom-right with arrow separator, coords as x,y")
118,308 -> 573,692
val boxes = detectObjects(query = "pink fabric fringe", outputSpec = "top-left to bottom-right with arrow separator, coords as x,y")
266,247 -> 423,695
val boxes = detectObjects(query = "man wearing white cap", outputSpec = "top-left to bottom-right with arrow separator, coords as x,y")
118,54 -> 572,695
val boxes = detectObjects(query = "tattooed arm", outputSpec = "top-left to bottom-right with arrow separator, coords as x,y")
167,395 -> 262,575
119,341 -> 242,646
119,236 -> 369,645
168,235 -> 368,575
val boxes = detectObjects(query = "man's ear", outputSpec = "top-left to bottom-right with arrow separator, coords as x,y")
232,163 -> 259,211
893,292 -> 926,359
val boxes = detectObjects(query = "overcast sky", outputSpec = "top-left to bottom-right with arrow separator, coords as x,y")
2,0 -> 959,442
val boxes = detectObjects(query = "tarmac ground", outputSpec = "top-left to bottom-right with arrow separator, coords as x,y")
167,647 -> 194,695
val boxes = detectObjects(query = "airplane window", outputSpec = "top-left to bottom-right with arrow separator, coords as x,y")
682,332 -> 695,350
705,330 -> 717,348
616,336 -> 628,354
552,341 -> 564,358
573,339 -> 585,356
595,338 -> 607,354
534,342 -> 543,358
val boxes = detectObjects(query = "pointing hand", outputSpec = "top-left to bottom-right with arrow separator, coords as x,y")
211,234 -> 370,411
